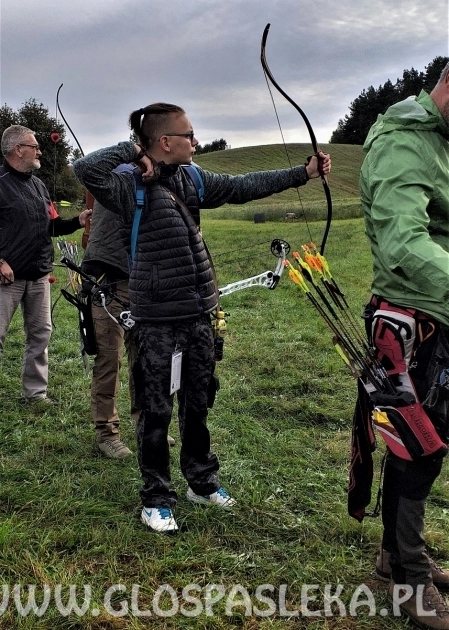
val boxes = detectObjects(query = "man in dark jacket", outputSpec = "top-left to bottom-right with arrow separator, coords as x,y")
0,125 -> 91,403
73,102 -> 331,533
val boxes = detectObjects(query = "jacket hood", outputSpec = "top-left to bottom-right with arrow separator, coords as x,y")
363,90 -> 449,151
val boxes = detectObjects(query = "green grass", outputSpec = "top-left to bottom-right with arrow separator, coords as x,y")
195,143 -> 365,222
2,172 -> 449,628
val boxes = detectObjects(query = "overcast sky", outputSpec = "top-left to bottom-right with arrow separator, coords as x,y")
1,0 -> 448,155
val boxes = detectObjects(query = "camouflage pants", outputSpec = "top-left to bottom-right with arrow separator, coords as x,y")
133,316 -> 220,508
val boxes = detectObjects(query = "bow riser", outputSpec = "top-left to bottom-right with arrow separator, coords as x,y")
218,240 -> 288,297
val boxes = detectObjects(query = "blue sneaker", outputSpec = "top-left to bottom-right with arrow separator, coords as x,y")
141,507 -> 178,533
186,487 -> 236,510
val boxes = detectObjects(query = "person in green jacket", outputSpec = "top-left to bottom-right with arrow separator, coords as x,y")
360,62 -> 449,629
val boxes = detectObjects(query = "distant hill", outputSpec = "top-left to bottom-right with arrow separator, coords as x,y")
194,143 -> 365,221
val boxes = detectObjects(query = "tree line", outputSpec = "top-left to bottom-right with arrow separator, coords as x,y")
330,56 -> 449,144
195,138 -> 227,154
0,99 -> 83,203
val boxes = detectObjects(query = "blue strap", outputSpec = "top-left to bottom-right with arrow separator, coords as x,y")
130,168 -> 145,262
182,163 -> 204,202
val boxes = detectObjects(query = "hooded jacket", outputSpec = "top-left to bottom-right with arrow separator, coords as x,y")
360,90 -> 449,325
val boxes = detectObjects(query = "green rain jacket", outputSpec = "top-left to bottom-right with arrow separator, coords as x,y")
360,90 -> 449,325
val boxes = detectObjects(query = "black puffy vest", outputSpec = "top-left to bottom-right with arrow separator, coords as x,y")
129,167 -> 216,322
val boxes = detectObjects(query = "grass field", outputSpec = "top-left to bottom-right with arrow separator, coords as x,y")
195,143 -> 365,223
2,149 -> 449,629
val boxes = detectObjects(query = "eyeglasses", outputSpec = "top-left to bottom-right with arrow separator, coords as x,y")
18,144 -> 40,151
164,132 -> 195,143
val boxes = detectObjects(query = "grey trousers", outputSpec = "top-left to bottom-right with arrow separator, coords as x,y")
0,276 -> 51,399
382,451 -> 444,588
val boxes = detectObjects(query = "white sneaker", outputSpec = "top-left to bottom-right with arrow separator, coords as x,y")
186,487 -> 236,510
141,507 -> 178,533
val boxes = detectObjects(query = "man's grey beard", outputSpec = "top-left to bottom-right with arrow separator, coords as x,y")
31,160 -> 41,171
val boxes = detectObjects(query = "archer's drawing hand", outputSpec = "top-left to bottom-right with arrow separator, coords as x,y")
133,147 -> 160,183
306,152 -> 331,179
139,154 -> 155,180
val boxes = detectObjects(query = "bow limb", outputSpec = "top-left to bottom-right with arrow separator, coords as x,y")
260,23 -> 332,255
56,84 -> 94,213
56,84 -> 85,157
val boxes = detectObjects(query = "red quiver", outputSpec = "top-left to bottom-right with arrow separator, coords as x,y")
365,300 -> 448,461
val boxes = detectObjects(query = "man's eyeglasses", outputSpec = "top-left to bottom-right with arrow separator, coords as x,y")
164,132 -> 195,143
18,144 -> 40,151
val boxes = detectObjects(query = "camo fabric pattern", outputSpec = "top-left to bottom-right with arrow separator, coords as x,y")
133,316 -> 219,508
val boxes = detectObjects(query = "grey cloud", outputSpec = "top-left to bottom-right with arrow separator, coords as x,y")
1,0 -> 447,153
